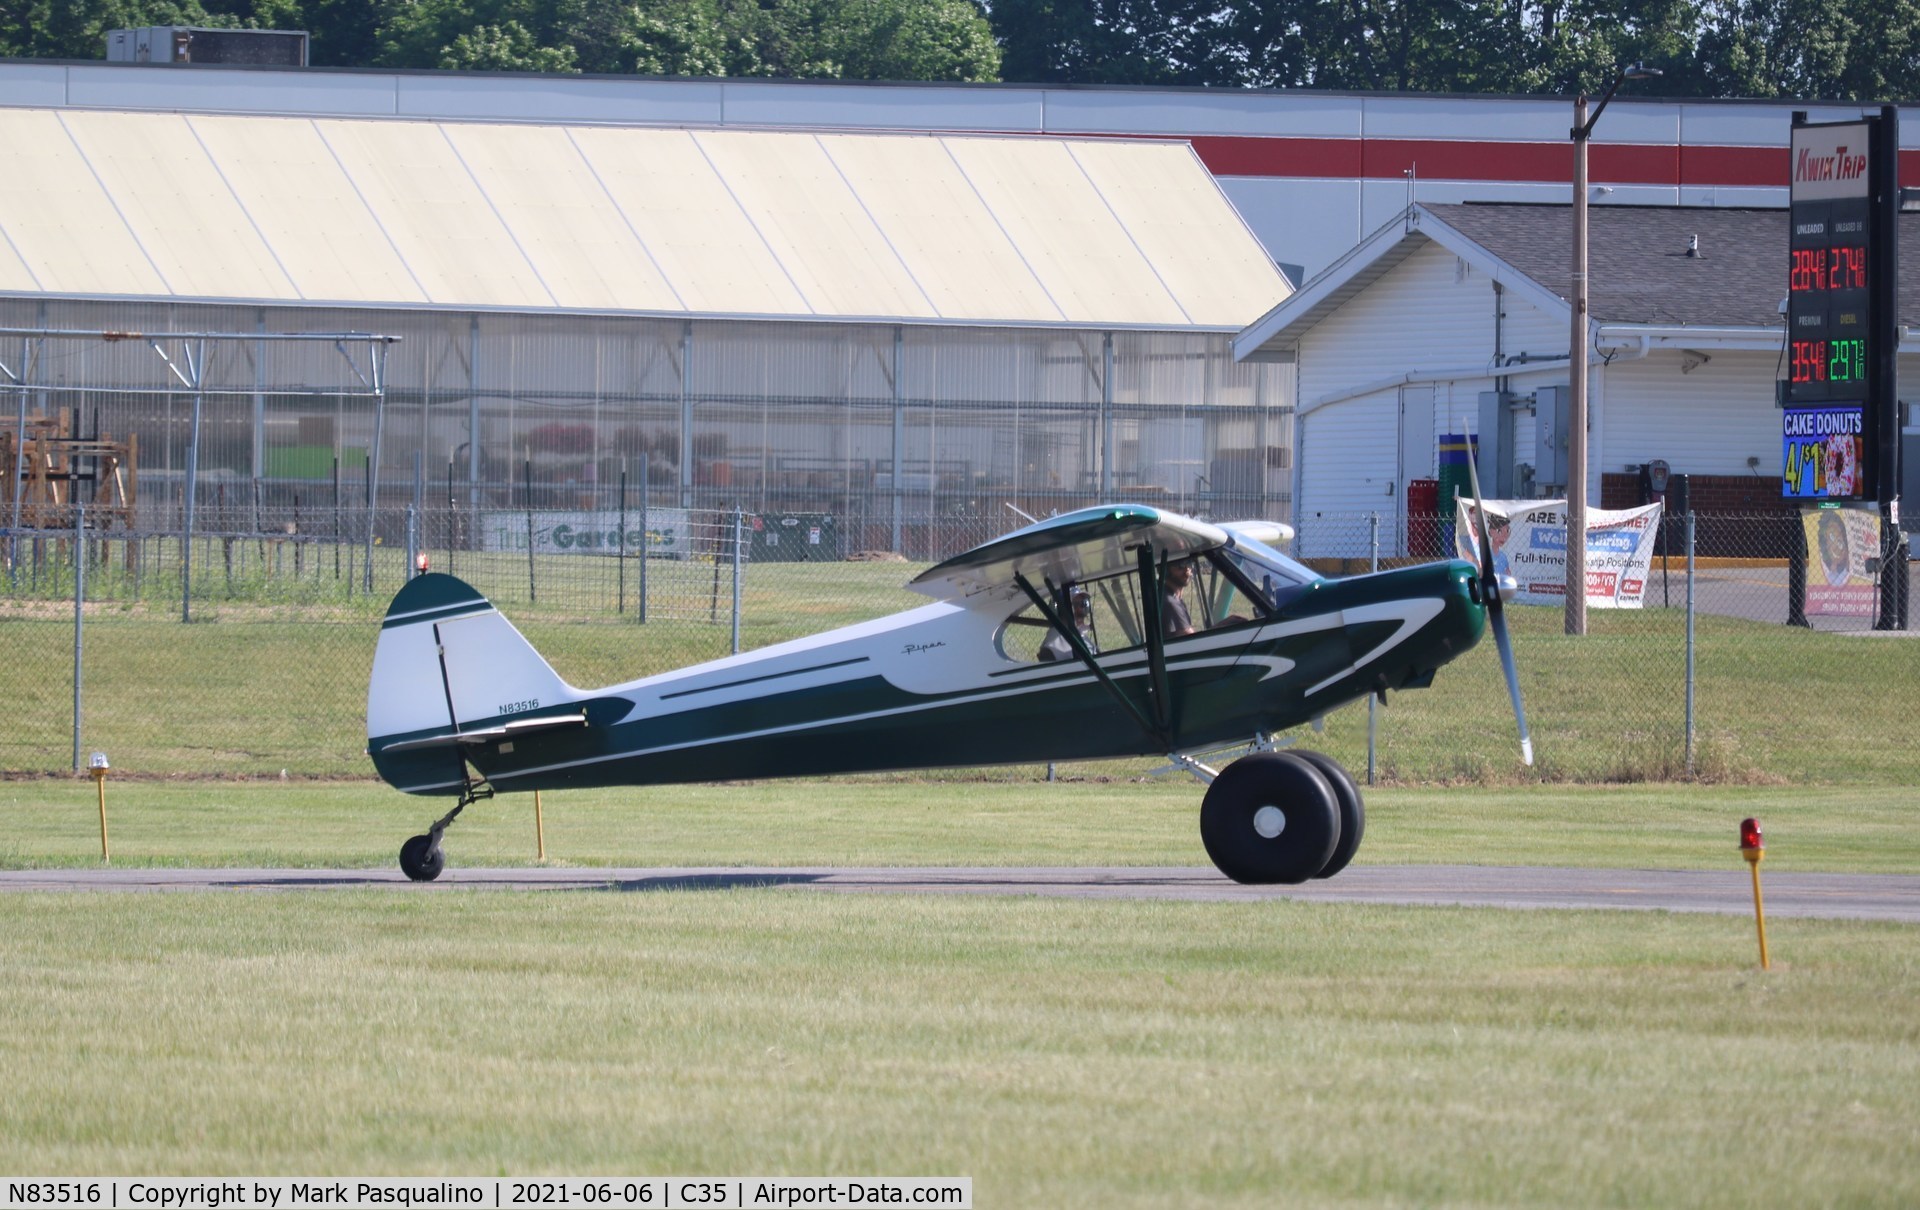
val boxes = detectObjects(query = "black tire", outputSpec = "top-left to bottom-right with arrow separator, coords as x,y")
1294,749 -> 1365,879
1199,752 -> 1341,884
399,833 -> 445,882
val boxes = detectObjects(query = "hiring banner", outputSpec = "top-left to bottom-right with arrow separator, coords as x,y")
1455,498 -> 1664,609
1804,503 -> 1881,616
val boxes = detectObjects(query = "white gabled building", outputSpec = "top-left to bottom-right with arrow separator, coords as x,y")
1234,202 -> 1920,555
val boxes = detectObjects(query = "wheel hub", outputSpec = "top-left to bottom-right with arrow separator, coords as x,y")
1252,804 -> 1286,839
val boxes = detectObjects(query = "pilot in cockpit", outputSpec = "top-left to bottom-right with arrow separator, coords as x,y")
1163,560 -> 1197,637
1037,585 -> 1093,661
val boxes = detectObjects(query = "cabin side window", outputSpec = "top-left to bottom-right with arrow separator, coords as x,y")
996,572 -> 1148,663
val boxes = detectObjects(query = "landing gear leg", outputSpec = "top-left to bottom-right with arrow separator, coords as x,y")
399,779 -> 492,882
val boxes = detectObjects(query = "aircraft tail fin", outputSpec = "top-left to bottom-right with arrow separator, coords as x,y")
366,573 -> 580,795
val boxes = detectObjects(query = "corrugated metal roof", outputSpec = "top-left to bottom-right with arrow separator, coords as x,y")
0,107 -> 1290,329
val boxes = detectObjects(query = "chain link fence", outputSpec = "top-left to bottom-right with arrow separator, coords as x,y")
3,499 -> 1915,785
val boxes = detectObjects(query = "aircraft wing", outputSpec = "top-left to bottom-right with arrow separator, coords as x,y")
907,504 -> 1230,602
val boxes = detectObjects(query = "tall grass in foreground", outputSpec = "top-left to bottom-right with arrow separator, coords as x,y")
0,892 -> 1914,1207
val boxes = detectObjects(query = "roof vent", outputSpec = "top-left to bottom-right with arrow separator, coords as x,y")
1685,233 -> 1703,258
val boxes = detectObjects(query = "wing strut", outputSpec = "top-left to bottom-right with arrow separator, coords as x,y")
1136,545 -> 1174,737
1013,572 -> 1170,749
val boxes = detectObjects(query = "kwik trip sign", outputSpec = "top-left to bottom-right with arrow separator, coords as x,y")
1783,110 -> 1899,505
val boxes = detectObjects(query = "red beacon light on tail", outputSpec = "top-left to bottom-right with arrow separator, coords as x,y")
414,552 -> 430,577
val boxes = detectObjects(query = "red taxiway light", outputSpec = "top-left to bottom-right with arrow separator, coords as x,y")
1740,817 -> 1763,852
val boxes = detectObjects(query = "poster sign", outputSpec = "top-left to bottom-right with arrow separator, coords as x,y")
1782,404 -> 1867,499
1804,504 -> 1881,616
1455,498 -> 1664,609
480,508 -> 690,557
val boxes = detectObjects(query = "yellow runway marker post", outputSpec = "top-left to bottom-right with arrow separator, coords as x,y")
534,790 -> 546,861
88,751 -> 110,863
1740,817 -> 1769,970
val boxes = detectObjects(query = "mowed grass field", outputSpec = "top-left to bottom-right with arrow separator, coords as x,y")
1,889 -> 1915,1206
1,780 -> 1916,1203
4,582 -> 1920,784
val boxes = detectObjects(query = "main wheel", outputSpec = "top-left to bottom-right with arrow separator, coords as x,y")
1199,751 -> 1341,884
399,833 -> 445,882
1294,750 -> 1365,879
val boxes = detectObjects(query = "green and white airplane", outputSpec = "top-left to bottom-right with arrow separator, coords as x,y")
368,498 -> 1530,885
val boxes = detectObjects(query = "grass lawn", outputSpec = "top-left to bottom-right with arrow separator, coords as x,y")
5,580 -> 1919,784
1,777 -> 1914,874
2,772 -> 1915,1204
0,891 -> 1914,1207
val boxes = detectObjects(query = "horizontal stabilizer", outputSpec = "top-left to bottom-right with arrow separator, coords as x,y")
377,712 -> 589,753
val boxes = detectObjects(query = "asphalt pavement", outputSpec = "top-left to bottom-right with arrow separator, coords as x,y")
1,864 -> 1915,922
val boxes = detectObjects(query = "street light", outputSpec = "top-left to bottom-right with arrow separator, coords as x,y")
1568,61 -> 1661,636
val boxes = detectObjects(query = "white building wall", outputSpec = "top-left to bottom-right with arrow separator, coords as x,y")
1298,388 -> 1396,556
1599,352 -> 1779,479
1293,243 -> 1575,521
1296,241 -> 1498,407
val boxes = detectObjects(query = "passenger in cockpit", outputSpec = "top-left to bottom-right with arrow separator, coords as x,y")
1038,585 -> 1093,661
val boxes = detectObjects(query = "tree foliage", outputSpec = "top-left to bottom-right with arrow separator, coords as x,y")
0,0 -> 1002,82
987,0 -> 1920,100
2,0 -> 1916,100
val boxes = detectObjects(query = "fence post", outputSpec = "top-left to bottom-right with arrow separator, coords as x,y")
72,499 -> 83,772
1787,512 -> 1809,628
363,384 -> 385,594
446,458 -> 456,580
731,509 -> 744,656
1685,509 -> 1696,775
9,375 -> 26,588
618,464 -> 627,615
638,458 -> 649,624
524,459 -> 536,605
408,451 -> 424,577
1876,515 -> 1907,631
1367,511 -> 1379,786
181,348 -> 204,623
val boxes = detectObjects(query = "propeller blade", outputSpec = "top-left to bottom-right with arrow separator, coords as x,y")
1491,606 -> 1534,766
1463,435 -> 1498,584
1464,437 -> 1534,766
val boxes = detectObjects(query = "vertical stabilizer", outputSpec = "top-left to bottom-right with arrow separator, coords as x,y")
366,573 -> 576,794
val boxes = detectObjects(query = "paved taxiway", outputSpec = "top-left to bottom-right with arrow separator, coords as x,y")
0,865 -> 1915,921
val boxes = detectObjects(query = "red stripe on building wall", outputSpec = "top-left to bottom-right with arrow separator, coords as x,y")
1185,134 -> 1361,178
1183,134 -> 1920,190
1677,144 -> 1786,188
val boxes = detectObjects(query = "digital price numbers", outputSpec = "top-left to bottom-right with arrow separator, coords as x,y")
1785,121 -> 1872,405
1787,238 -> 1869,393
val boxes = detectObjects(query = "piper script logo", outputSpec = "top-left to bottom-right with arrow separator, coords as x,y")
1795,144 -> 1867,185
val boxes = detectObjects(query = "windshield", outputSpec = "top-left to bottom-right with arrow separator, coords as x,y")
1217,536 -> 1321,610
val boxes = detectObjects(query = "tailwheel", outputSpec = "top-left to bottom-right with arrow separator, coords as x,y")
1199,751 -> 1341,884
397,780 -> 490,882
1293,750 -> 1365,879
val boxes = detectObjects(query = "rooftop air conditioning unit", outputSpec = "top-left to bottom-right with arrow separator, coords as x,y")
105,27 -> 309,67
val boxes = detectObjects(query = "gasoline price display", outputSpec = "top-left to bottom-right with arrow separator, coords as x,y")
1785,121 -> 1872,405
